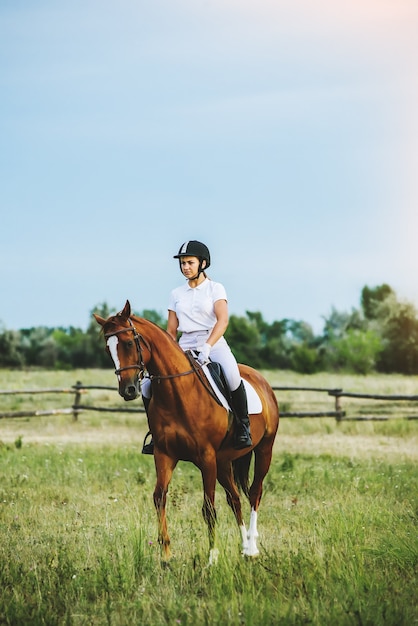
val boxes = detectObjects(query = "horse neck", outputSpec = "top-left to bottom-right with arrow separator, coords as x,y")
132,316 -> 189,376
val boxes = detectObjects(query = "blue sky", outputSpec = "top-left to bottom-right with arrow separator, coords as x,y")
1,0 -> 417,333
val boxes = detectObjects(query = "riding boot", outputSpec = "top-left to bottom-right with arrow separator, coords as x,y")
141,396 -> 154,455
230,381 -> 253,449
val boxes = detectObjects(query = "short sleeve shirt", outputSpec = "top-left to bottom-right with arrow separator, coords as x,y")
168,278 -> 227,332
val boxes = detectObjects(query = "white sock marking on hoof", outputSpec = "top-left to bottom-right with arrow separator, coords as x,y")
208,548 -> 219,566
243,509 -> 259,556
240,524 -> 248,552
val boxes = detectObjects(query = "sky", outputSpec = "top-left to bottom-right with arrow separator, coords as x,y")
1,0 -> 417,334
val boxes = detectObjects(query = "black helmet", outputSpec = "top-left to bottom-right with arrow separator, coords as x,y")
173,240 -> 211,269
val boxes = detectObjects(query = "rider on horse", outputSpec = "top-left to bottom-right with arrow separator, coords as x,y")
142,240 -> 253,454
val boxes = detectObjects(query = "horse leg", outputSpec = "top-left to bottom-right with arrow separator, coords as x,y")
244,441 -> 275,557
153,455 -> 177,561
200,454 -> 218,565
217,461 -> 249,555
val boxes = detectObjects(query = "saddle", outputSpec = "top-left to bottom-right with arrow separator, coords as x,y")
185,350 -> 262,415
206,360 -> 232,404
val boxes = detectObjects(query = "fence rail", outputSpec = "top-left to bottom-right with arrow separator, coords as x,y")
0,381 -> 417,421
271,386 -> 418,421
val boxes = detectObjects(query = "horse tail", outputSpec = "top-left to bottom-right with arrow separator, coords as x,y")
232,450 -> 253,500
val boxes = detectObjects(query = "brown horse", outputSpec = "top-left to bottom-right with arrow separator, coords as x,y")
94,300 -> 279,563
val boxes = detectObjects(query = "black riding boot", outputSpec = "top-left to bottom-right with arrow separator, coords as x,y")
230,381 -> 253,449
141,396 -> 154,455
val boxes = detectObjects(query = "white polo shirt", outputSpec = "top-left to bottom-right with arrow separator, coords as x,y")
168,278 -> 227,333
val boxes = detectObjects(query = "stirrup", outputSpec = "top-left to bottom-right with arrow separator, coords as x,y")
234,423 -> 252,449
142,431 -> 154,455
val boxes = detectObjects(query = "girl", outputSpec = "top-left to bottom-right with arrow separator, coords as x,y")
142,240 -> 252,454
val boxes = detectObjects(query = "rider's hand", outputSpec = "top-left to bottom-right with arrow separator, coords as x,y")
197,343 -> 211,365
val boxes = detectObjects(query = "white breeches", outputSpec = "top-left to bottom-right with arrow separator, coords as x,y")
141,331 -> 241,399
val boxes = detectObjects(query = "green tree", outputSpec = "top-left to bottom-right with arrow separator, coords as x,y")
290,344 -> 321,374
20,327 -> 56,367
4,290 -> 418,375
225,314 -> 263,367
86,303 -> 117,367
376,295 -> 418,374
136,309 -> 167,329
361,284 -> 394,320
285,320 -> 321,373
323,328 -> 382,374
322,306 -> 366,341
0,326 -> 24,367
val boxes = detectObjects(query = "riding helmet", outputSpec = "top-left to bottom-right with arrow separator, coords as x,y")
173,241 -> 211,269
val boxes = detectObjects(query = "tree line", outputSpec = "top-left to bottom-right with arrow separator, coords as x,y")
1,284 -> 418,374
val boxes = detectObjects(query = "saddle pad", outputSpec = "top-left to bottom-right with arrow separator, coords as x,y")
202,364 -> 263,414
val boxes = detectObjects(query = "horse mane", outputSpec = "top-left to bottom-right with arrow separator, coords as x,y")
128,314 -> 187,358
130,314 -> 177,340
97,306 -> 189,363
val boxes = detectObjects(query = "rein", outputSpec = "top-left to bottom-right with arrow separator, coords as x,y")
105,318 -> 197,381
105,318 -> 224,406
147,353 -> 223,407
147,368 -> 195,383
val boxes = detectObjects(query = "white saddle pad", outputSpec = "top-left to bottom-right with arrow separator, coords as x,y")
202,364 -> 263,414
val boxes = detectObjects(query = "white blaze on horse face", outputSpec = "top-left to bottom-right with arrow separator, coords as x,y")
107,336 -> 121,380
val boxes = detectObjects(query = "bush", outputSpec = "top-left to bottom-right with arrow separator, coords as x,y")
291,344 -> 321,374
0,329 -> 24,367
323,329 -> 383,374
377,298 -> 418,374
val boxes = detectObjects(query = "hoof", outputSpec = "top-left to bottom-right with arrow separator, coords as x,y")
242,546 -> 259,558
208,548 -> 219,566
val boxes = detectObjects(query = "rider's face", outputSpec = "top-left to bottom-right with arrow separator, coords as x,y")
180,256 -> 202,278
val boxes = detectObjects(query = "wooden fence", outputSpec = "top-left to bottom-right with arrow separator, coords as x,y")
272,386 -> 418,421
1,381 -> 418,421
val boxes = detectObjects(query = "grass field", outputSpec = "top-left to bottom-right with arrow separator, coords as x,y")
0,369 -> 417,625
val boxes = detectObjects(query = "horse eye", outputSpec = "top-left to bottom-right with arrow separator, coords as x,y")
126,340 -> 134,348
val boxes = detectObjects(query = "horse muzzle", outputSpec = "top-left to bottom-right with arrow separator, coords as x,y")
119,380 -> 141,401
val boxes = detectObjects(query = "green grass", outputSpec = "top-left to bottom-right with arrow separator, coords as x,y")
0,444 -> 416,626
0,369 -> 417,625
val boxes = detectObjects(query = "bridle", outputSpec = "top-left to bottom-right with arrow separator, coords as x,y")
104,318 -> 224,404
104,318 -> 149,377
104,318 -> 196,382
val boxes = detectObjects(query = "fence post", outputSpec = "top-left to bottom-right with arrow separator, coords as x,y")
334,391 -> 343,422
72,381 -> 82,421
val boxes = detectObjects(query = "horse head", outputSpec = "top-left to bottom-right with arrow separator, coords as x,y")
94,300 -> 148,401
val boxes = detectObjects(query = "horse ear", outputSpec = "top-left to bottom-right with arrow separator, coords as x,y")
93,313 -> 106,327
121,300 -> 131,318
